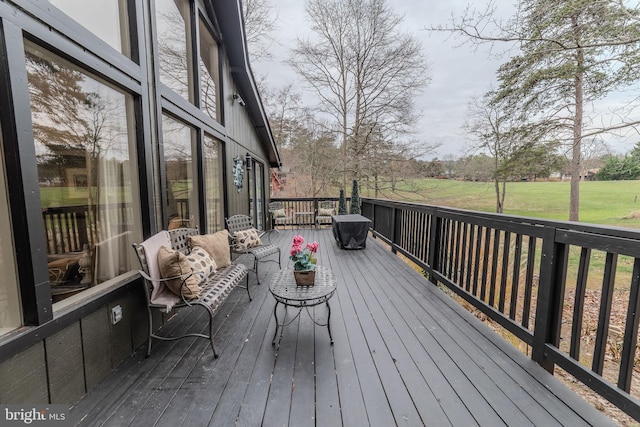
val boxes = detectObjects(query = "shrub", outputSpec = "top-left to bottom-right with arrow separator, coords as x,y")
350,179 -> 361,215
338,189 -> 347,214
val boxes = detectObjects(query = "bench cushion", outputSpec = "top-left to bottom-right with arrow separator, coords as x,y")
187,245 -> 217,276
272,208 -> 287,218
233,228 -> 262,250
188,230 -> 231,268
157,246 -> 201,299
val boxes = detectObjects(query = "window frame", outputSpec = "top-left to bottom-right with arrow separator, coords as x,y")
159,111 -> 200,230
196,10 -> 222,123
153,0 -> 225,129
0,0 -> 234,330
0,8 -> 150,324
47,0 -> 135,60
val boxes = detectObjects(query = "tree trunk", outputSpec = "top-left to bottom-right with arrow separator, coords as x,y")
493,150 -> 503,213
374,174 -> 379,198
342,100 -> 348,192
570,46 -> 584,221
494,177 -> 503,213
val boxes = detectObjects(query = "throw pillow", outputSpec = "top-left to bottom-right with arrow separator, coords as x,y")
157,246 -> 201,299
233,228 -> 262,251
188,230 -> 232,268
186,245 -> 217,279
318,208 -> 334,216
272,208 -> 287,218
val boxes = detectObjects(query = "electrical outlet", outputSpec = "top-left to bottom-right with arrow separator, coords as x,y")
111,305 -> 123,325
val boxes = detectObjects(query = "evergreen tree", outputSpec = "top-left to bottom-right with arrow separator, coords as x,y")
338,189 -> 347,215
444,0 -> 640,221
350,179 -> 361,215
597,155 -> 640,180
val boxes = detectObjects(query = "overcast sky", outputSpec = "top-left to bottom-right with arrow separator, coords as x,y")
251,0 -> 639,160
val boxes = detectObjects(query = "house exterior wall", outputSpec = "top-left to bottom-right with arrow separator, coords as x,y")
0,0 -> 277,406
222,63 -> 271,217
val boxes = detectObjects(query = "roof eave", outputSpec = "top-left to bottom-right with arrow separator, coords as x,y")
209,0 -> 281,168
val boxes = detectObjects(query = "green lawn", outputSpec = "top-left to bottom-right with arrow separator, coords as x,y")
41,178 -> 640,229
381,179 -> 640,229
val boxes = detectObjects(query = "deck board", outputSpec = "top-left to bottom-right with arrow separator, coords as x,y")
69,228 -> 616,426
366,240 -> 562,425
329,236 -> 422,426
371,243 -> 594,426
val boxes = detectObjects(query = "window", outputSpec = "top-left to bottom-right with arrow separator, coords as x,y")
0,130 -> 21,335
199,17 -> 220,122
25,41 -> 140,303
203,134 -> 224,232
49,0 -> 131,56
156,0 -> 193,103
162,114 -> 196,229
248,159 -> 265,230
248,158 -> 255,220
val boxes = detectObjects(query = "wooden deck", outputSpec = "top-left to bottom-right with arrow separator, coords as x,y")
69,229 -> 615,426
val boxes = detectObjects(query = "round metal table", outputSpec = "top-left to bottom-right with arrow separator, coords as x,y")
269,266 -> 337,345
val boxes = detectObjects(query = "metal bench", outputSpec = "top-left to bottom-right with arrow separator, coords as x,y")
226,214 -> 281,285
133,228 -> 249,358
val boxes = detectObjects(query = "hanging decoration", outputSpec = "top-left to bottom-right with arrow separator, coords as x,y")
233,155 -> 244,192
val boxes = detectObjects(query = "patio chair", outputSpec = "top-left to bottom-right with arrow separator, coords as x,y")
315,200 -> 336,228
268,201 -> 291,229
226,214 -> 281,285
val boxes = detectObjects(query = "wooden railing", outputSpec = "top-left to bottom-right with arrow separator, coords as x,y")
270,197 -> 350,227
361,197 -> 640,420
42,202 -> 138,254
276,196 -> 640,420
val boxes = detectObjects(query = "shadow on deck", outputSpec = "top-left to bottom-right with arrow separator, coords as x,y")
69,228 -> 614,426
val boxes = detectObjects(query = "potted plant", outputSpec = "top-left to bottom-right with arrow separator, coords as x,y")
289,235 -> 319,285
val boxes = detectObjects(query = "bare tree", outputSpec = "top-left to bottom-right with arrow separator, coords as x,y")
356,123 -> 431,198
290,0 -> 431,190
464,93 -> 519,213
242,0 -> 276,62
264,84 -> 342,197
262,84 -> 303,149
437,0 -> 640,221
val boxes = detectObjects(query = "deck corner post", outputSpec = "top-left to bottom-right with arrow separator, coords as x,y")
532,226 -> 567,372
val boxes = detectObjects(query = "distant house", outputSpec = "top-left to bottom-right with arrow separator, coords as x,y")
580,168 -> 600,181
0,0 -> 279,406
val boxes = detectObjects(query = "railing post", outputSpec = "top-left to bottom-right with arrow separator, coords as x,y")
391,206 -> 397,254
618,259 -> 640,391
427,211 -> 441,284
532,226 -> 568,372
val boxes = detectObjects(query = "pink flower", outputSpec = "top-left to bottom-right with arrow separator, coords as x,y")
290,244 -> 303,257
306,241 -> 319,253
293,235 -> 305,246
